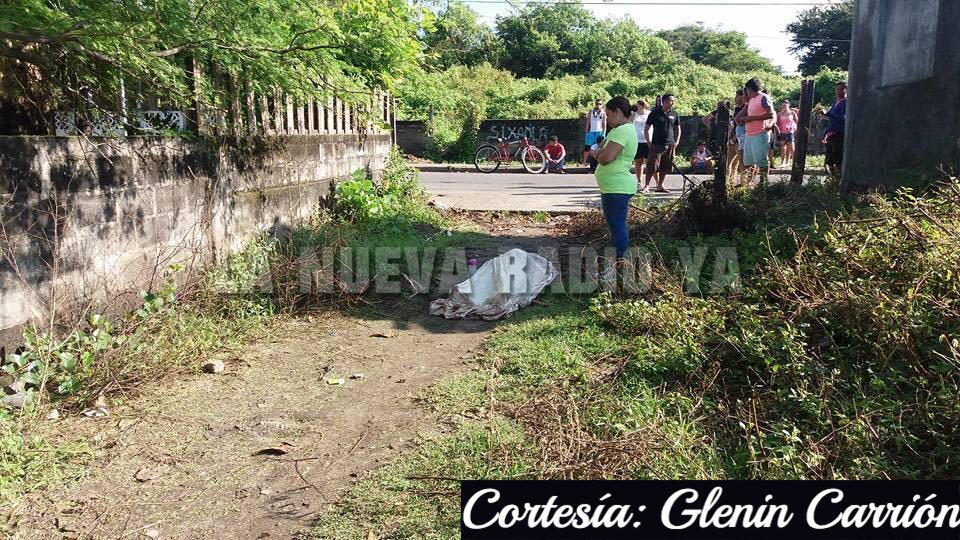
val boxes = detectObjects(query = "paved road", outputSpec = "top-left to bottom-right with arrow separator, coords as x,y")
420,168 -> 710,212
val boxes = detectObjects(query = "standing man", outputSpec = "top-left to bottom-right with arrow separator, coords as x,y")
738,78 -> 775,186
644,93 -> 681,193
583,99 -> 607,164
821,81 -> 847,178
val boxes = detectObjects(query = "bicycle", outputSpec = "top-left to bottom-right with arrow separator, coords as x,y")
473,136 -> 547,174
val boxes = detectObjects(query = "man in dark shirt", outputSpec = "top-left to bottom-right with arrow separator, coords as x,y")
821,81 -> 847,178
643,93 -> 681,192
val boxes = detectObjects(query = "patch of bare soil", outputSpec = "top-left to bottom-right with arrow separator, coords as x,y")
14,305 -> 490,539
11,221 -> 568,539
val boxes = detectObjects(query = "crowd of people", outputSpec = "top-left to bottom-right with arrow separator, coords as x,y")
577,78 -> 848,281
553,78 -> 849,184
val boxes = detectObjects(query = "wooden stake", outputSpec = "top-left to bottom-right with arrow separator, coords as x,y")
791,79 -> 816,185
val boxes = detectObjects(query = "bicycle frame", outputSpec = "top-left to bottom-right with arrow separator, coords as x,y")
492,137 -> 534,162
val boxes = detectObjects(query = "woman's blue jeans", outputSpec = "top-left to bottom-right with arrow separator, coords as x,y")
600,193 -> 633,259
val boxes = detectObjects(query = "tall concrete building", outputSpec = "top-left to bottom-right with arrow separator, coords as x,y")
843,0 -> 960,190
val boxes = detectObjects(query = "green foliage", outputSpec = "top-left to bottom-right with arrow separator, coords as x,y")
588,179 -> 960,478
495,5 -> 675,79
786,0 -> 853,76
0,0 -> 423,113
591,292 -> 721,376
1,270 -> 176,400
334,146 -> 428,223
656,25 -> 778,73
335,171 -> 396,222
0,262 -> 272,410
423,1 -> 502,70
812,66 -> 849,106
0,410 -> 92,506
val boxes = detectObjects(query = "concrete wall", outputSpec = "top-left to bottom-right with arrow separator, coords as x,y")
396,121 -> 428,157
480,119 -> 583,161
0,134 -> 391,342
843,0 -> 960,189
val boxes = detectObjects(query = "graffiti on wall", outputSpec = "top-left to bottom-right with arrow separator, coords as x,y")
487,123 -> 550,142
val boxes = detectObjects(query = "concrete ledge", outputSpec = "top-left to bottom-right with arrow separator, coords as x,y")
412,163 -> 592,174
410,162 -> 826,176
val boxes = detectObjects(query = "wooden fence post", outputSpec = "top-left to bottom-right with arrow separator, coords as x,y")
791,79 -> 816,185
229,74 -> 243,138
184,55 -> 205,134
714,103 -> 730,204
391,95 -> 397,145
285,94 -> 294,134
246,80 -> 257,136
260,95 -> 271,135
307,98 -> 315,134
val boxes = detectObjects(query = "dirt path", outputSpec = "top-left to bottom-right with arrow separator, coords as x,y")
13,218 -> 572,539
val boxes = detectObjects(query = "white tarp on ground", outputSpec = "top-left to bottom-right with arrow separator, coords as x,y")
430,248 -> 558,320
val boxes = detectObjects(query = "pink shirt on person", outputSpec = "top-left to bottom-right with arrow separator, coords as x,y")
777,110 -> 797,134
746,93 -> 774,136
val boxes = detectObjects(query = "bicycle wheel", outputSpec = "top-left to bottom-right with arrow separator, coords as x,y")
521,146 -> 546,174
474,145 -> 501,173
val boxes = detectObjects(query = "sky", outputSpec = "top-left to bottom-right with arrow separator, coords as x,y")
457,0 -> 838,75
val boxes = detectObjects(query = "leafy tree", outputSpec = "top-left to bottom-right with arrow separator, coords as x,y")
423,1 -> 501,70
496,5 -> 675,79
496,3 -> 595,78
656,25 -> 778,73
580,19 -> 675,77
812,66 -> 848,106
785,0 -> 853,76
0,0 -> 422,119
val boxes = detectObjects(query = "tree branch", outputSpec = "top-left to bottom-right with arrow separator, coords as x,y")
0,30 -> 79,45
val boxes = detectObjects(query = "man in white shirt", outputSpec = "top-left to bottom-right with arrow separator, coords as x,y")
582,99 -> 606,164
631,99 -> 650,188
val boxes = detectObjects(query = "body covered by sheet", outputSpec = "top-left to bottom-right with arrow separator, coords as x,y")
429,249 -> 558,320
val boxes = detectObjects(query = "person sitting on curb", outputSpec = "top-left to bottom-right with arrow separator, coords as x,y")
690,141 -> 714,173
544,136 -> 567,174
587,135 -> 605,173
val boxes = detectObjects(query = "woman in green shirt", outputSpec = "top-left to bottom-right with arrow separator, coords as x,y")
595,96 -> 638,260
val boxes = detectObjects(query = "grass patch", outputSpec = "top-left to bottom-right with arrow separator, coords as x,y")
313,419 -> 535,539
423,372 -> 488,416
0,410 -> 93,508
315,176 -> 960,537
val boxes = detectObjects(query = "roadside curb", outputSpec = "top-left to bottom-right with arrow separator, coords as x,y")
411,163 -> 593,174
410,163 -> 824,176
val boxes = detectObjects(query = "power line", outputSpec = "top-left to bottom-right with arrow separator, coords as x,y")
461,1 -> 834,5
751,35 -> 851,42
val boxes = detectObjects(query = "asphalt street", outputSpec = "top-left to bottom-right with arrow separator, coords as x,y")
419,168 -> 709,212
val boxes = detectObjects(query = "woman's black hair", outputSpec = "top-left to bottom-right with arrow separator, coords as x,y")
605,95 -> 632,117
745,78 -> 762,92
